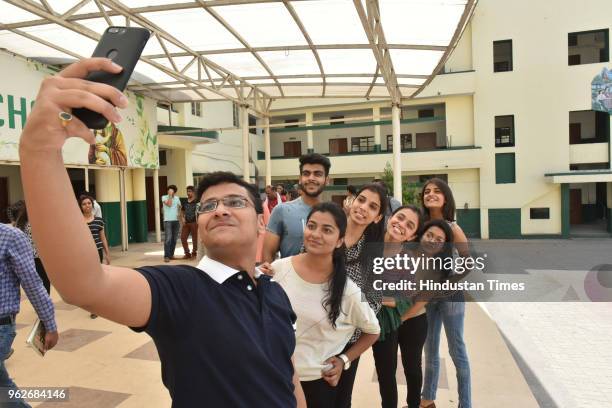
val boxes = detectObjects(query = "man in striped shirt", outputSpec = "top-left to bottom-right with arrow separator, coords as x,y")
0,223 -> 59,406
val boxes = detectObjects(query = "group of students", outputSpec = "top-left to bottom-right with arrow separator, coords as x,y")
259,153 -> 471,408
15,57 -> 472,408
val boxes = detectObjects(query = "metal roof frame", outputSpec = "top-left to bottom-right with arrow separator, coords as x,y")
0,0 -> 476,115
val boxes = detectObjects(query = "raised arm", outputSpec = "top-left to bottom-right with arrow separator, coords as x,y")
19,58 -> 151,327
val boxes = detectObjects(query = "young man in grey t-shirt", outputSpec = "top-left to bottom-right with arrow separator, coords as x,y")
263,153 -> 331,262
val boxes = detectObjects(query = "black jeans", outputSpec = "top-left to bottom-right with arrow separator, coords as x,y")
373,313 -> 428,408
333,344 -> 360,408
301,378 -> 337,408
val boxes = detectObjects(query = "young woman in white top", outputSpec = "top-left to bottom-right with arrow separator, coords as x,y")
270,202 -> 380,408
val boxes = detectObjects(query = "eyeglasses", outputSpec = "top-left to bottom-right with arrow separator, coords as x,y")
197,195 -> 252,214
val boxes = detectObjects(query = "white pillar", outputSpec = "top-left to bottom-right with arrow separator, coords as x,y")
241,105 -> 250,181
119,168 -> 128,251
153,168 -> 161,243
392,104 -> 402,202
373,106 -> 381,152
306,111 -> 314,153
84,167 -> 89,191
264,116 -> 272,186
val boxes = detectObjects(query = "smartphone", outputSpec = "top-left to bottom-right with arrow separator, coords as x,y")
73,26 -> 150,129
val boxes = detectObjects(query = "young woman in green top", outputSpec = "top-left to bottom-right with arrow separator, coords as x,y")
372,204 -> 427,408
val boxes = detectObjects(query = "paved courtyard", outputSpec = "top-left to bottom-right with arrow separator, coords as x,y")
472,238 -> 612,408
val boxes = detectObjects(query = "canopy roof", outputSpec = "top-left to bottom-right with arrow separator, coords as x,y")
0,0 -> 475,114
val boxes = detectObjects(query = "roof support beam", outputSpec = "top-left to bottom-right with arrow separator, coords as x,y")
282,0 -> 326,97
197,1 -> 285,97
353,0 -> 401,104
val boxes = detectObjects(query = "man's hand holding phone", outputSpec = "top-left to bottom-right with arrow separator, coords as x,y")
20,58 -> 127,153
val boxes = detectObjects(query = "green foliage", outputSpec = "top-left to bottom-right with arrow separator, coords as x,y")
380,162 -> 421,206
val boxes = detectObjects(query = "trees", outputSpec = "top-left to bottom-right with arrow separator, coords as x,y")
380,162 -> 421,205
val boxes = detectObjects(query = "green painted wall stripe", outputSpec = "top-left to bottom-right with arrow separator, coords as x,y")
157,125 -> 218,139
608,208 -> 612,233
456,209 -> 481,238
127,200 -> 148,243
99,201 -> 121,247
561,184 -> 570,238
488,208 -> 521,238
268,145 -> 480,159
100,201 -> 149,247
270,116 -> 444,133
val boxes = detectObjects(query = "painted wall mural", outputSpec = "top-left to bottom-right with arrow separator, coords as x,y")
0,51 -> 159,169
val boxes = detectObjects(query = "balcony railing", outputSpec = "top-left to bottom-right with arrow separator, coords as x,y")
268,145 -> 479,160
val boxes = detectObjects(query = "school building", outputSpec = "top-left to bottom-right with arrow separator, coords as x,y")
0,0 -> 611,244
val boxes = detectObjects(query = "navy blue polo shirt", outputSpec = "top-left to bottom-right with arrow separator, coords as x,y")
131,257 -> 297,408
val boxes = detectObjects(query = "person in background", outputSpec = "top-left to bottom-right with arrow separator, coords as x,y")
265,185 -> 283,213
0,223 -> 59,407
80,190 -> 102,218
373,205 -> 427,408
342,185 -> 357,215
335,183 -> 387,407
276,184 -> 288,202
420,178 -> 471,408
13,200 -> 51,294
79,194 -> 111,319
180,185 -> 198,259
162,185 -> 181,262
263,153 -> 331,262
267,203 -> 380,407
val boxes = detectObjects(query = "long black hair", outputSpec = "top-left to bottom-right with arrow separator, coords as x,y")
420,178 -> 456,222
352,183 -> 388,298
306,202 -> 347,328
356,183 -> 388,245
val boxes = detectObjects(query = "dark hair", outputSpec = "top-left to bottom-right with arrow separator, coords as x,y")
420,178 -> 456,222
356,183 -> 388,244
389,204 -> 424,243
79,190 -> 96,200
196,171 -> 263,214
421,219 -> 454,244
299,153 -> 331,176
78,195 -> 94,214
186,185 -> 194,191
420,219 -> 455,279
347,185 -> 357,195
288,190 -> 300,200
306,202 -> 347,328
354,183 -> 388,294
167,185 -> 178,193
13,200 -> 27,231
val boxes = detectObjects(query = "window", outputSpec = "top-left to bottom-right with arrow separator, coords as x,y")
568,29 -> 609,65
418,109 -> 434,119
159,150 -> 167,166
530,208 -> 550,219
419,174 -> 448,183
190,102 -> 201,117
351,136 -> 375,152
495,153 -> 516,184
248,114 -> 257,135
333,178 -> 348,185
495,115 -> 515,147
493,40 -> 513,72
386,134 -> 413,151
330,115 -> 345,125
284,118 -> 299,128
232,103 -> 240,127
